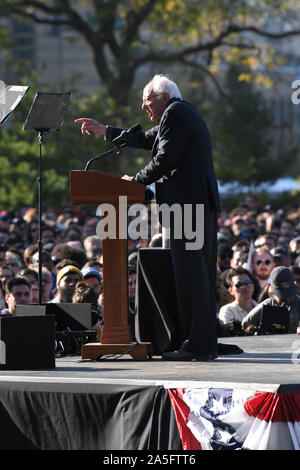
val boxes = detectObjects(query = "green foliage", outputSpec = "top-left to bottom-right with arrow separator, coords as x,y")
1,0 -> 299,104
0,85 -> 152,211
209,65 -> 297,186
0,1 -> 300,210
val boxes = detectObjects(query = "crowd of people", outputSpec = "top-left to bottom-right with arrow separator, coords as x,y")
0,192 -> 300,347
216,193 -> 300,336
0,206 -> 107,339
0,205 -> 155,342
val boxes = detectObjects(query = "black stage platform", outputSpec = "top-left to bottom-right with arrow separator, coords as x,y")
0,334 -> 298,391
0,334 -> 299,451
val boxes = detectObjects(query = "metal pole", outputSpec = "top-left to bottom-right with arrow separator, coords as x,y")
38,131 -> 43,305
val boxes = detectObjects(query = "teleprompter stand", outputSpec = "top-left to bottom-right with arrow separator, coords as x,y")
70,150 -> 152,360
23,92 -> 71,304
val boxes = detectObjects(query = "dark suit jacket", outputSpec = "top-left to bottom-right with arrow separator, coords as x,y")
106,97 -> 221,211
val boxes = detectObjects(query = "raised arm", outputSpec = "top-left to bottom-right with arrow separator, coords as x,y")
74,118 -> 107,136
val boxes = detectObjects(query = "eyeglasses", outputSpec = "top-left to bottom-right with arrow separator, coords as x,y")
234,279 -> 253,289
142,93 -> 161,106
255,259 -> 272,266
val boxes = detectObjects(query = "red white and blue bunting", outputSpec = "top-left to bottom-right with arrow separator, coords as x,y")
168,388 -> 300,450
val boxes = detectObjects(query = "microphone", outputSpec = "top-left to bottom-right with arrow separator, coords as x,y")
112,124 -> 142,146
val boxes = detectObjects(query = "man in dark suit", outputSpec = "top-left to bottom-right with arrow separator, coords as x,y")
75,74 -> 221,361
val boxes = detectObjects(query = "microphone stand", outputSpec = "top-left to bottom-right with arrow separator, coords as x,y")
84,143 -> 127,171
23,91 -> 71,305
37,128 -> 48,304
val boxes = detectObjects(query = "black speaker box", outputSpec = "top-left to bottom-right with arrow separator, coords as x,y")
0,314 -> 56,370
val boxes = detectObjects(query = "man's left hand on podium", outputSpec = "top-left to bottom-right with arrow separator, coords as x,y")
122,175 -> 134,181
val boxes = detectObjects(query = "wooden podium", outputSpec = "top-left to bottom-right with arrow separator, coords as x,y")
70,170 -> 152,360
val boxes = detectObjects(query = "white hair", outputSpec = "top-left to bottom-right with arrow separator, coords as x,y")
144,74 -> 182,99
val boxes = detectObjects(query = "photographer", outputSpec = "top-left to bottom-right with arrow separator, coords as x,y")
242,266 -> 300,334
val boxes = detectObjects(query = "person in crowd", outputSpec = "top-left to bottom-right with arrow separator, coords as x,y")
81,222 -> 96,240
75,73 -> 220,362
24,217 -> 39,245
17,267 -> 38,286
5,251 -> 22,275
81,267 -> 102,299
98,290 -> 104,319
31,248 -> 56,295
218,225 -> 234,245
1,277 -> 30,316
0,280 -> 5,310
277,235 -> 291,250
257,282 -> 273,302
242,266 -> 300,334
0,228 -> 9,243
289,236 -> 300,263
51,243 -> 87,270
251,247 -> 275,290
217,244 -> 233,272
219,268 -> 259,330
31,249 -> 54,273
148,233 -> 163,247
42,225 -> 57,244
0,265 -> 14,290
49,265 -> 83,303
216,268 -> 234,314
230,246 -> 249,269
0,245 -> 6,268
280,218 -> 295,239
254,234 -> 277,250
23,244 -> 39,269
40,267 -> 53,303
64,226 -> 82,245
72,281 -> 102,340
290,266 -> 300,296
16,268 -> 39,303
128,251 -> 138,269
83,258 -> 103,273
83,235 -> 103,259
230,216 -> 246,238
29,282 -> 39,304
270,246 -> 291,268
54,258 -> 80,274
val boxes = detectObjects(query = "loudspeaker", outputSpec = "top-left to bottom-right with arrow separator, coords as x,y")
0,315 -> 56,370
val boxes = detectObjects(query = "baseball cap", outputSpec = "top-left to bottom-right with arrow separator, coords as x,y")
270,266 -> 296,299
56,265 -> 83,287
270,247 -> 289,258
81,267 -> 102,283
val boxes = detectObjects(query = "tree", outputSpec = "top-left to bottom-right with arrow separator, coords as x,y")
0,79 -> 151,210
1,0 -> 300,209
209,64 -> 296,186
1,0 -> 300,104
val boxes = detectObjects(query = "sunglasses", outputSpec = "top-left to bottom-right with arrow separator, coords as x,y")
255,259 -> 272,266
234,279 -> 253,288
